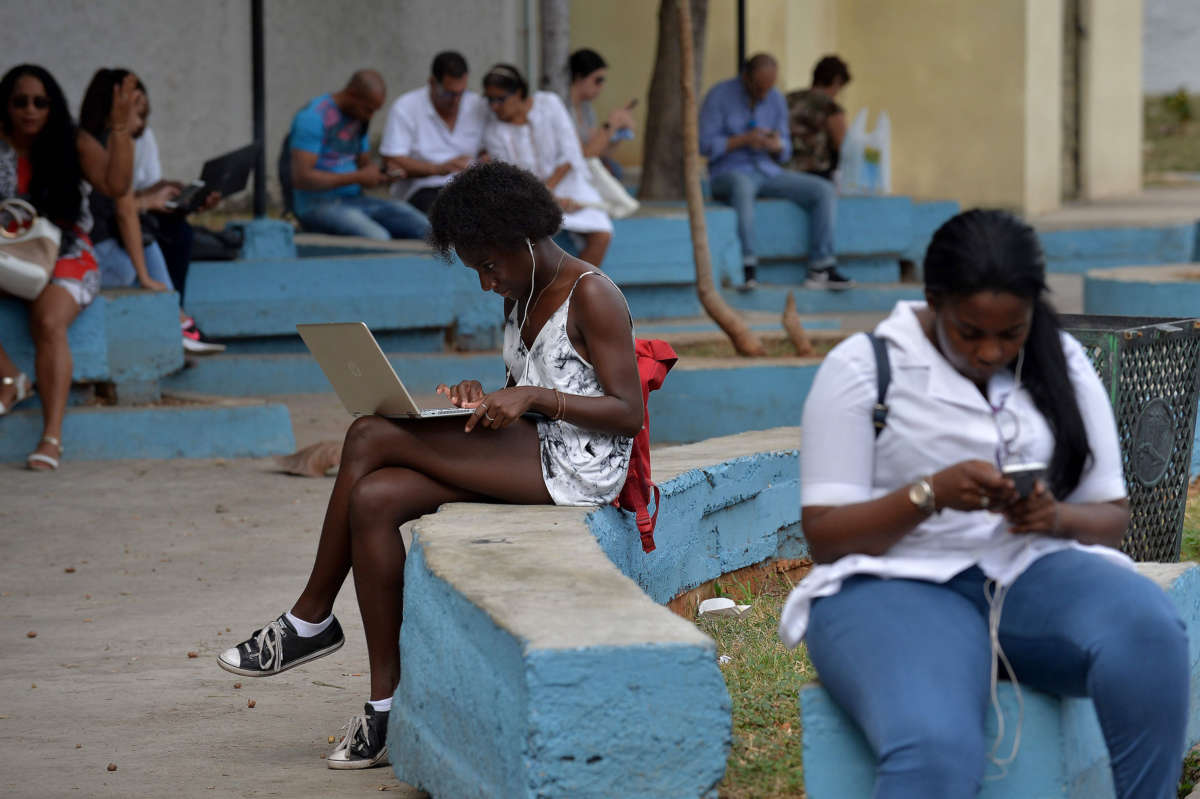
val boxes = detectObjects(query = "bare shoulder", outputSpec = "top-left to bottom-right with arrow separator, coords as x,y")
570,270 -> 631,331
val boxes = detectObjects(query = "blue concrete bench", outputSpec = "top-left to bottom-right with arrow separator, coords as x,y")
0,289 -> 182,403
390,428 -> 803,798
0,287 -> 295,463
799,562 -> 1200,798
1037,222 -> 1199,274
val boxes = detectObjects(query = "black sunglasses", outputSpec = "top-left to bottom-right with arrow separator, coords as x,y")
485,92 -> 514,107
434,85 -> 465,100
10,94 -> 49,110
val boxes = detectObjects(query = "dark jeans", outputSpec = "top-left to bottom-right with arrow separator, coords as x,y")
408,187 -> 441,215
150,212 -> 194,301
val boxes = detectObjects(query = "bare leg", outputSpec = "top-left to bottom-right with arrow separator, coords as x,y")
290,414 -> 550,623
577,231 -> 611,267
301,414 -> 551,700
0,340 -> 22,408
27,285 -> 81,467
347,467 -> 478,699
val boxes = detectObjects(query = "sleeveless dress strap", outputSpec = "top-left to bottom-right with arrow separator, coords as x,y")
567,270 -> 633,325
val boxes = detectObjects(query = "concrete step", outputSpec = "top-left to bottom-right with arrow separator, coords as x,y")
756,256 -> 903,285
721,282 -> 923,314
0,397 -> 294,463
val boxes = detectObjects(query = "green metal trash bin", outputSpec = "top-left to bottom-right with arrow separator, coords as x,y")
1063,315 -> 1200,562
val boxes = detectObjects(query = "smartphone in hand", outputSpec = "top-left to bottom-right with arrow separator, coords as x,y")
1002,462 -> 1048,498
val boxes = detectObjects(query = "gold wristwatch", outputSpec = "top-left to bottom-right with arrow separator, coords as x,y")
908,476 -> 937,516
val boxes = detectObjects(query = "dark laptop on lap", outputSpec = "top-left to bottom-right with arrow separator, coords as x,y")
166,143 -> 261,212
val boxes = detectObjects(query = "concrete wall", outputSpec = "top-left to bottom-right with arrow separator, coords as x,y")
1080,0 -> 1144,199
1025,0 -> 1064,215
0,0 -> 523,201
836,0 -> 1029,208
571,0 -> 1144,214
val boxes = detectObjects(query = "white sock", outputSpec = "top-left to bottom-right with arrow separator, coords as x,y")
368,697 -> 392,713
285,611 -> 332,638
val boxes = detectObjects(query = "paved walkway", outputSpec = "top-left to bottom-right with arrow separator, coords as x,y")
1,393 -> 426,798
1032,186 -> 1200,230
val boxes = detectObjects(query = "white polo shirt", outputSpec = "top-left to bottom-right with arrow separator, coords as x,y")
779,300 -> 1132,648
379,86 -> 488,200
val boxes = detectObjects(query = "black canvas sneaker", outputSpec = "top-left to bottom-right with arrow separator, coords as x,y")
804,266 -> 856,291
327,703 -> 390,770
216,613 -> 344,677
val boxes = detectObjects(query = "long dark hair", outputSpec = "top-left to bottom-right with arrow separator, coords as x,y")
568,49 -> 606,82
0,64 -> 83,227
79,68 -> 145,141
924,209 -> 1090,496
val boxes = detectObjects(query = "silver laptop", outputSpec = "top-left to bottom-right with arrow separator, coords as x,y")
297,322 -> 473,419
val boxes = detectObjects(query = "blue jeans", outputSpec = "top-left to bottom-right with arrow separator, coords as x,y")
297,194 -> 430,241
807,550 -> 1188,799
710,169 -> 837,268
95,238 -> 175,290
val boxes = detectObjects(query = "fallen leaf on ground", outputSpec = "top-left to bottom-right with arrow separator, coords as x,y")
247,699 -> 256,708
106,763 -> 117,772
75,743 -> 81,748
25,631 -> 36,638
328,736 -> 336,744
64,567 -> 76,573
187,651 -> 198,659
233,682 -> 242,689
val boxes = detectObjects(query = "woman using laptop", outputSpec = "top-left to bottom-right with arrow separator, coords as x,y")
219,161 -> 642,769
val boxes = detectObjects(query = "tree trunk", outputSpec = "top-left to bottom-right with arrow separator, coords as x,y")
539,0 -> 571,97
677,0 -> 765,357
639,0 -> 708,201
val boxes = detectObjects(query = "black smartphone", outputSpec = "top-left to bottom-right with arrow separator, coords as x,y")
1002,462 -> 1047,498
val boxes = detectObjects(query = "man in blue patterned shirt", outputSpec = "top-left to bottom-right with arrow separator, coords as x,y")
289,70 -> 429,240
700,54 -> 850,291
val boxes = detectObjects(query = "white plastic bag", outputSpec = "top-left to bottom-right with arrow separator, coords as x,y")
585,157 -> 640,219
838,108 -> 891,195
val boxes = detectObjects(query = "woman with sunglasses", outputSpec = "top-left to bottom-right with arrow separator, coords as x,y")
780,209 -> 1187,797
0,64 -> 139,470
566,48 -> 635,181
481,63 -> 613,267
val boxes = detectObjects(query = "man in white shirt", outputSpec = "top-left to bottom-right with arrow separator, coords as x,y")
380,51 -> 489,214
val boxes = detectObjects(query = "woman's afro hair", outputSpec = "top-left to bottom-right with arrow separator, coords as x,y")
427,161 -> 564,259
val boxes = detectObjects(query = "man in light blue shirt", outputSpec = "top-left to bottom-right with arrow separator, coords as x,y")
701,54 -> 849,290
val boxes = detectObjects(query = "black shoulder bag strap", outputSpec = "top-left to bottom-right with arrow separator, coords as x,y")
866,332 -> 890,437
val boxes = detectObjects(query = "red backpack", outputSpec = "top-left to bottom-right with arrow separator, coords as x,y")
614,338 -> 678,553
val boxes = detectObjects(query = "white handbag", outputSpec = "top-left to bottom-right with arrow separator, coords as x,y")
585,157 -> 640,219
0,198 -> 61,300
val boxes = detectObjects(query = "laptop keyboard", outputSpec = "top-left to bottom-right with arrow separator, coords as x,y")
420,407 -> 474,417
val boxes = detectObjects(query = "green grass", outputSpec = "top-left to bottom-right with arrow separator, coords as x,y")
1144,92 -> 1200,178
1182,484 -> 1200,562
698,489 -> 1200,798
695,574 -> 814,799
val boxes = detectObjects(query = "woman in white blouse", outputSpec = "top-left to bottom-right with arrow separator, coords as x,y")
781,210 -> 1187,798
480,64 -> 613,266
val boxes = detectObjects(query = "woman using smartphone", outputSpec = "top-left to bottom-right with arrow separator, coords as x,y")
566,48 -> 636,181
780,209 -> 1187,798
